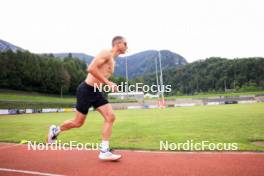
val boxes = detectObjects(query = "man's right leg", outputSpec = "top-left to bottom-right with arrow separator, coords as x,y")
47,111 -> 86,143
96,104 -> 121,160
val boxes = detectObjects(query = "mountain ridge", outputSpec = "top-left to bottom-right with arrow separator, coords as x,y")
0,39 -> 188,78
0,39 -> 25,52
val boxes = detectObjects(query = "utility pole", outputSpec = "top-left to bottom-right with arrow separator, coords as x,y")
224,80 -> 227,92
60,85 -> 63,98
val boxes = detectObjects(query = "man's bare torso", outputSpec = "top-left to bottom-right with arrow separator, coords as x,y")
85,50 -> 115,87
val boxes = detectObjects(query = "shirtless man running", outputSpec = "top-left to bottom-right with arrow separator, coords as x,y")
47,36 -> 128,160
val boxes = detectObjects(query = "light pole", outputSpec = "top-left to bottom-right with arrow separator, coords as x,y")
155,52 -> 160,106
125,56 -> 129,98
158,50 -> 165,107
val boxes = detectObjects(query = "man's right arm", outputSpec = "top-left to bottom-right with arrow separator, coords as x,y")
87,51 -> 117,92
87,51 -> 110,84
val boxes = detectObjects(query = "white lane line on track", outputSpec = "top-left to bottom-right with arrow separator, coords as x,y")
115,150 -> 264,155
0,168 -> 64,176
1,143 -> 263,155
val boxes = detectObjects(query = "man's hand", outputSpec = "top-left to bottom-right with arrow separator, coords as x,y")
106,81 -> 118,92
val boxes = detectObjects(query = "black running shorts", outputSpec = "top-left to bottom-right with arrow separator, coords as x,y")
76,82 -> 108,115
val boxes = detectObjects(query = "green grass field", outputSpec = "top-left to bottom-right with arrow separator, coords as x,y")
0,90 -> 137,104
0,103 -> 264,151
165,91 -> 264,100
0,89 -> 75,103
1,89 -> 264,103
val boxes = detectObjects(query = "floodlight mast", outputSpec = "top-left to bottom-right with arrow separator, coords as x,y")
155,52 -> 160,107
125,56 -> 129,98
158,50 -> 165,107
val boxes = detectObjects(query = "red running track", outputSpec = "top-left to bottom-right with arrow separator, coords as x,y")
0,143 -> 263,176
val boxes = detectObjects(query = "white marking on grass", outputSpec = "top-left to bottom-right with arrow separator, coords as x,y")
0,168 -> 64,176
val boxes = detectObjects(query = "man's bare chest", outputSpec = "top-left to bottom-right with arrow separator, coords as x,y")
100,59 -> 115,74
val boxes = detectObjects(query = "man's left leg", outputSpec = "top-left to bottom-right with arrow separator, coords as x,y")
96,103 -> 121,160
47,111 -> 86,144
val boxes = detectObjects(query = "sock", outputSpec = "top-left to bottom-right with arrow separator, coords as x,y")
101,140 -> 109,152
54,126 -> 61,136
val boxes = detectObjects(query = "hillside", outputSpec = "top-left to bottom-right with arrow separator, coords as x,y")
1,39 -> 263,96
0,39 -> 25,52
114,50 -> 187,78
53,53 -> 93,64
53,50 -> 188,78
0,39 -> 188,79
144,57 -> 264,95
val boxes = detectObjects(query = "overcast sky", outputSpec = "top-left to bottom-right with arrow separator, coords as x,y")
1,0 -> 264,62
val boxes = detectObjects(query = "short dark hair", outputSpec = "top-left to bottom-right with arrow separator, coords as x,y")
112,36 -> 124,46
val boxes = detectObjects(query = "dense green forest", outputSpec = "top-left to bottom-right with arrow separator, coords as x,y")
143,57 -> 264,95
0,50 -> 264,95
0,50 -> 87,94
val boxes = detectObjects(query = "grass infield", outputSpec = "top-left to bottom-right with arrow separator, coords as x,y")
0,103 -> 263,151
1,89 -> 264,103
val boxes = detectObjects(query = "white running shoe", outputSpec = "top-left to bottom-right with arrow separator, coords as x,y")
99,150 -> 122,161
47,125 -> 59,144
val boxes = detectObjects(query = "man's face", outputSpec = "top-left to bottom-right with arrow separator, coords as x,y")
117,39 -> 128,54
